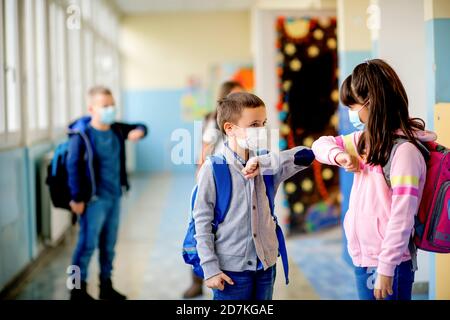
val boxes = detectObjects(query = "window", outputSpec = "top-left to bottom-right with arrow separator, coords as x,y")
0,0 -> 122,147
67,0 -> 83,120
1,0 -> 21,147
51,0 -> 120,132
0,0 -> 6,142
23,0 -> 37,133
81,0 -> 92,23
84,29 -> 94,97
49,1 -> 69,135
22,0 -> 50,144
68,24 -> 83,120
35,0 -> 49,133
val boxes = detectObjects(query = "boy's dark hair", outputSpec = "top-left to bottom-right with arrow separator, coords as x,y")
340,59 -> 425,166
216,92 -> 265,134
88,85 -> 112,97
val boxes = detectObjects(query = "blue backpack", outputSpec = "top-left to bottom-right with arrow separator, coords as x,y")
46,141 -> 72,210
182,153 -> 290,285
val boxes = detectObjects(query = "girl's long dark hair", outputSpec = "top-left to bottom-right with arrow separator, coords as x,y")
340,59 -> 425,166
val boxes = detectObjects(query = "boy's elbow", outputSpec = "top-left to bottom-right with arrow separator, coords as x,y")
294,148 -> 315,166
137,124 -> 148,136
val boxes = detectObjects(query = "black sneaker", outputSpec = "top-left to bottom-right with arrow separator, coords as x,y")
99,279 -> 127,300
70,281 -> 95,301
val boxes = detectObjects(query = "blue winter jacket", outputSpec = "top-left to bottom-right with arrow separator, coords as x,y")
66,116 -> 148,203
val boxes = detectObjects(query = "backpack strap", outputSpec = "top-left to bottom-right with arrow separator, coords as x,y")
209,155 -> 232,232
190,185 -> 198,212
382,137 -> 429,188
382,138 -> 408,188
257,149 -> 290,285
51,142 -> 69,177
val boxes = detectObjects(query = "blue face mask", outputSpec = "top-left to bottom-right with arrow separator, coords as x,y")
99,106 -> 116,125
348,103 -> 367,131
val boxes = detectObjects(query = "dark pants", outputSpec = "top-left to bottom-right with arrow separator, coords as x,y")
213,265 -> 276,300
354,260 -> 415,300
72,197 -> 121,282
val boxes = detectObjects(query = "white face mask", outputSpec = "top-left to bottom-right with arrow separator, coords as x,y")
235,126 -> 268,151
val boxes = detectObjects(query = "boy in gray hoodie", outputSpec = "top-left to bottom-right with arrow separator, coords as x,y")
193,92 -> 314,300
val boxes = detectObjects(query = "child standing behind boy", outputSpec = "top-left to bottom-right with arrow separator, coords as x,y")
193,92 -> 314,300
67,86 -> 147,300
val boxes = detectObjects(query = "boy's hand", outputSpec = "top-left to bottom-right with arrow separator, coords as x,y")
70,201 -> 85,215
335,152 -> 360,172
128,129 -> 145,141
205,272 -> 234,291
242,157 -> 260,179
374,274 -> 394,300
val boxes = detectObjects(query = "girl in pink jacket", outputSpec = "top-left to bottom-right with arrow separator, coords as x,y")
312,59 -> 436,300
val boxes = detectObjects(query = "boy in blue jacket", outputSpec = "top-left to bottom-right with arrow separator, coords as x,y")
67,86 -> 147,300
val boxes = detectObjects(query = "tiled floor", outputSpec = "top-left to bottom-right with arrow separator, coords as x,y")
4,172 -> 398,300
288,228 -> 358,300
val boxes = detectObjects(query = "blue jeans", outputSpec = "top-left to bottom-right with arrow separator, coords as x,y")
354,260 -> 415,300
213,265 -> 276,300
72,197 -> 121,282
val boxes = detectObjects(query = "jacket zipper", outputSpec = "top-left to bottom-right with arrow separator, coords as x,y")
353,205 -> 362,262
79,131 -> 97,201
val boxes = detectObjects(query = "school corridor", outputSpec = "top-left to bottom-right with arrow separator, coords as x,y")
2,172 -> 360,300
1,171 -> 432,300
0,0 -> 449,301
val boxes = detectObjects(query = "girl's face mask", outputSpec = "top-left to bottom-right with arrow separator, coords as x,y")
348,100 -> 369,130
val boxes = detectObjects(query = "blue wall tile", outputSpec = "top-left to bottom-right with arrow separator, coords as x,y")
0,148 -> 29,289
338,50 -> 371,266
123,89 -> 199,173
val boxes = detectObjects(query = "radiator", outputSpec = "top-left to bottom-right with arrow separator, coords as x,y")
39,152 -> 72,247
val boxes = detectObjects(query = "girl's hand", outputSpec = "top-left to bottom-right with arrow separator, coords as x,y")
374,274 -> 394,300
205,272 -> 234,291
242,157 -> 260,179
335,152 -> 360,172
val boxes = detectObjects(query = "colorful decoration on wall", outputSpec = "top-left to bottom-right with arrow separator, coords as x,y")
276,16 -> 341,234
180,76 -> 211,122
231,67 -> 254,92
180,63 -> 254,122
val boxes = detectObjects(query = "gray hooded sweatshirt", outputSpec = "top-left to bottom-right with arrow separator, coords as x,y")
193,144 -> 314,279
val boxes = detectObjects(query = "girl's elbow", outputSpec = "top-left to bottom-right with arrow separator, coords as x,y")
311,139 -> 323,155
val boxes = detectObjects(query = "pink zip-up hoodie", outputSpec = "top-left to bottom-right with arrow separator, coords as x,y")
312,130 -> 437,277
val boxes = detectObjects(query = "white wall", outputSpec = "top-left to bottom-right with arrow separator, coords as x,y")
120,11 -> 252,90
376,0 -> 427,123
375,0 -> 429,284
